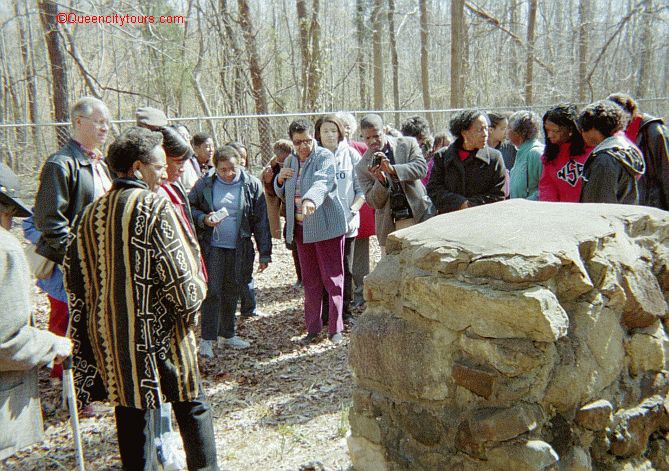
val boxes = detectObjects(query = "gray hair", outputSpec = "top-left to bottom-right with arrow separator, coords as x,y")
335,112 -> 358,135
508,110 -> 542,141
71,96 -> 108,124
360,114 -> 384,131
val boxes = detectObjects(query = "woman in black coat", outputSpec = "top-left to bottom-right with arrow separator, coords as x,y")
427,110 -> 506,214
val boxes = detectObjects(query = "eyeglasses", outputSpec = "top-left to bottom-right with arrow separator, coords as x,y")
292,139 -> 313,148
79,116 -> 110,129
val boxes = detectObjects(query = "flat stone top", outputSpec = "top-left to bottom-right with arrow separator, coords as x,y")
387,200 -> 669,258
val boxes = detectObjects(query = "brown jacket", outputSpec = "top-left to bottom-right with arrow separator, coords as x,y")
355,136 -> 434,246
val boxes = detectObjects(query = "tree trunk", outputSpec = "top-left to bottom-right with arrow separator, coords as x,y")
388,0 -> 400,127
577,0 -> 590,101
191,5 -> 217,140
419,0 -> 433,129
38,0 -> 69,146
355,0 -> 368,109
635,0 -> 653,98
220,0 -> 247,116
524,0 -> 538,105
371,0 -> 384,110
296,0 -> 322,112
296,0 -> 311,110
14,2 -> 29,151
238,0 -> 272,165
450,0 -> 465,108
23,0 -> 41,151
509,0 -> 521,98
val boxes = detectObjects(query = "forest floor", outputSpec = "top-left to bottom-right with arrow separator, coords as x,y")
1,232 -> 381,470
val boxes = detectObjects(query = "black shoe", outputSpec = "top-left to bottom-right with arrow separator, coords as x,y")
329,333 -> 343,344
298,332 -> 320,346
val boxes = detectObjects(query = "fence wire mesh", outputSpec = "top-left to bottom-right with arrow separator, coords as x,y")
2,98 -> 668,200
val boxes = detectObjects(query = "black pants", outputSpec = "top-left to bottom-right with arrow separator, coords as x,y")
115,391 -> 218,471
201,247 -> 240,340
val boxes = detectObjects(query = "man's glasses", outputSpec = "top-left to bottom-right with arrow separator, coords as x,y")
79,116 -> 109,129
292,139 -> 312,148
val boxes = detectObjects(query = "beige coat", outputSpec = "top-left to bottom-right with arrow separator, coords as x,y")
355,135 -> 434,246
0,228 -> 65,460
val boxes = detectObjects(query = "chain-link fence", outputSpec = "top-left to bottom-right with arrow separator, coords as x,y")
2,98 -> 668,199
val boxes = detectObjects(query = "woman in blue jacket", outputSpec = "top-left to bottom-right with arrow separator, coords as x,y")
189,145 -> 272,358
507,110 -> 545,200
275,119 -> 348,345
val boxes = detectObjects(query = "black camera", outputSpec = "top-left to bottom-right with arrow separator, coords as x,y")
371,152 -> 384,168
388,180 -> 412,222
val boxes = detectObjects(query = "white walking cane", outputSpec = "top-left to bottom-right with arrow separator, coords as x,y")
63,356 -> 85,471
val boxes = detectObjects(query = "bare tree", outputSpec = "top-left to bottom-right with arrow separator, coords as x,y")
16,0 -> 40,150
450,0 -> 465,108
238,0 -> 272,164
577,0 -> 591,101
525,0 -> 538,105
191,2 -> 216,139
371,0 -> 384,110
355,0 -> 369,109
635,0 -> 653,98
419,0 -> 433,129
388,0 -> 400,127
296,0 -> 322,111
39,0 -> 69,145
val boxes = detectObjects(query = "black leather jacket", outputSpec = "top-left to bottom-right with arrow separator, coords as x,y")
34,139 -> 110,263
636,114 -> 669,210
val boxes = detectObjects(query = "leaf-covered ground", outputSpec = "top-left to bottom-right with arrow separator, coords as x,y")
2,234 -> 380,470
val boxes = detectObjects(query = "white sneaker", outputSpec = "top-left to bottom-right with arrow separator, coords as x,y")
219,336 -> 251,349
198,340 -> 214,358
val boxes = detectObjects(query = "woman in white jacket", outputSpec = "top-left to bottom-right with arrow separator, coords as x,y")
315,115 -> 365,323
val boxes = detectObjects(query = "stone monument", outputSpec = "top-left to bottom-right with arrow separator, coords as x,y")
348,200 -> 669,470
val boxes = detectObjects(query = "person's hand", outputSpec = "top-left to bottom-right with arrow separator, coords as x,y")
277,167 -> 295,185
379,157 -> 396,176
459,200 -> 470,210
370,166 -> 386,185
204,213 -> 222,227
302,199 -> 316,217
53,337 -> 72,365
257,262 -> 269,273
261,166 -> 274,184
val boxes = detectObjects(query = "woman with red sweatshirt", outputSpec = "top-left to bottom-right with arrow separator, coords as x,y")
538,104 -> 592,202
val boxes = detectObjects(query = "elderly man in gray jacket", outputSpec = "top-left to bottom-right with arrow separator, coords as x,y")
355,114 -> 434,254
0,163 -> 72,460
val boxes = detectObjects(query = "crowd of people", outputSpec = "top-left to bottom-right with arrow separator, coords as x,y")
0,93 -> 667,468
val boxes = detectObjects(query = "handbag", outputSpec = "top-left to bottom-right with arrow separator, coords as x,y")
24,244 -> 56,279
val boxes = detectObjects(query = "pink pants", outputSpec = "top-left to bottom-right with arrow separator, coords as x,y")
294,224 -> 345,336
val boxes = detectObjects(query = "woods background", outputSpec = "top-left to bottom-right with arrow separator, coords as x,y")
0,0 -> 667,172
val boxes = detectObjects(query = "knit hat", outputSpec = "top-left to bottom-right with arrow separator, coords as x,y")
136,107 -> 168,128
0,162 -> 31,217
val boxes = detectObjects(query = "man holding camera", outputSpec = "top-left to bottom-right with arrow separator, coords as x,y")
355,114 -> 434,254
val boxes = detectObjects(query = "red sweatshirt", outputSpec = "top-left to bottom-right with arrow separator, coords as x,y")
539,143 -> 592,202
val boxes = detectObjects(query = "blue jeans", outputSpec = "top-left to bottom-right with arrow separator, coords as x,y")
201,247 -> 239,340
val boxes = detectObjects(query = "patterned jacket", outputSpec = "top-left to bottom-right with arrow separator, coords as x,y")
63,178 -> 207,409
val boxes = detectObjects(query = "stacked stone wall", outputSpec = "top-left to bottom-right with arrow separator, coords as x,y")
348,200 -> 669,470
